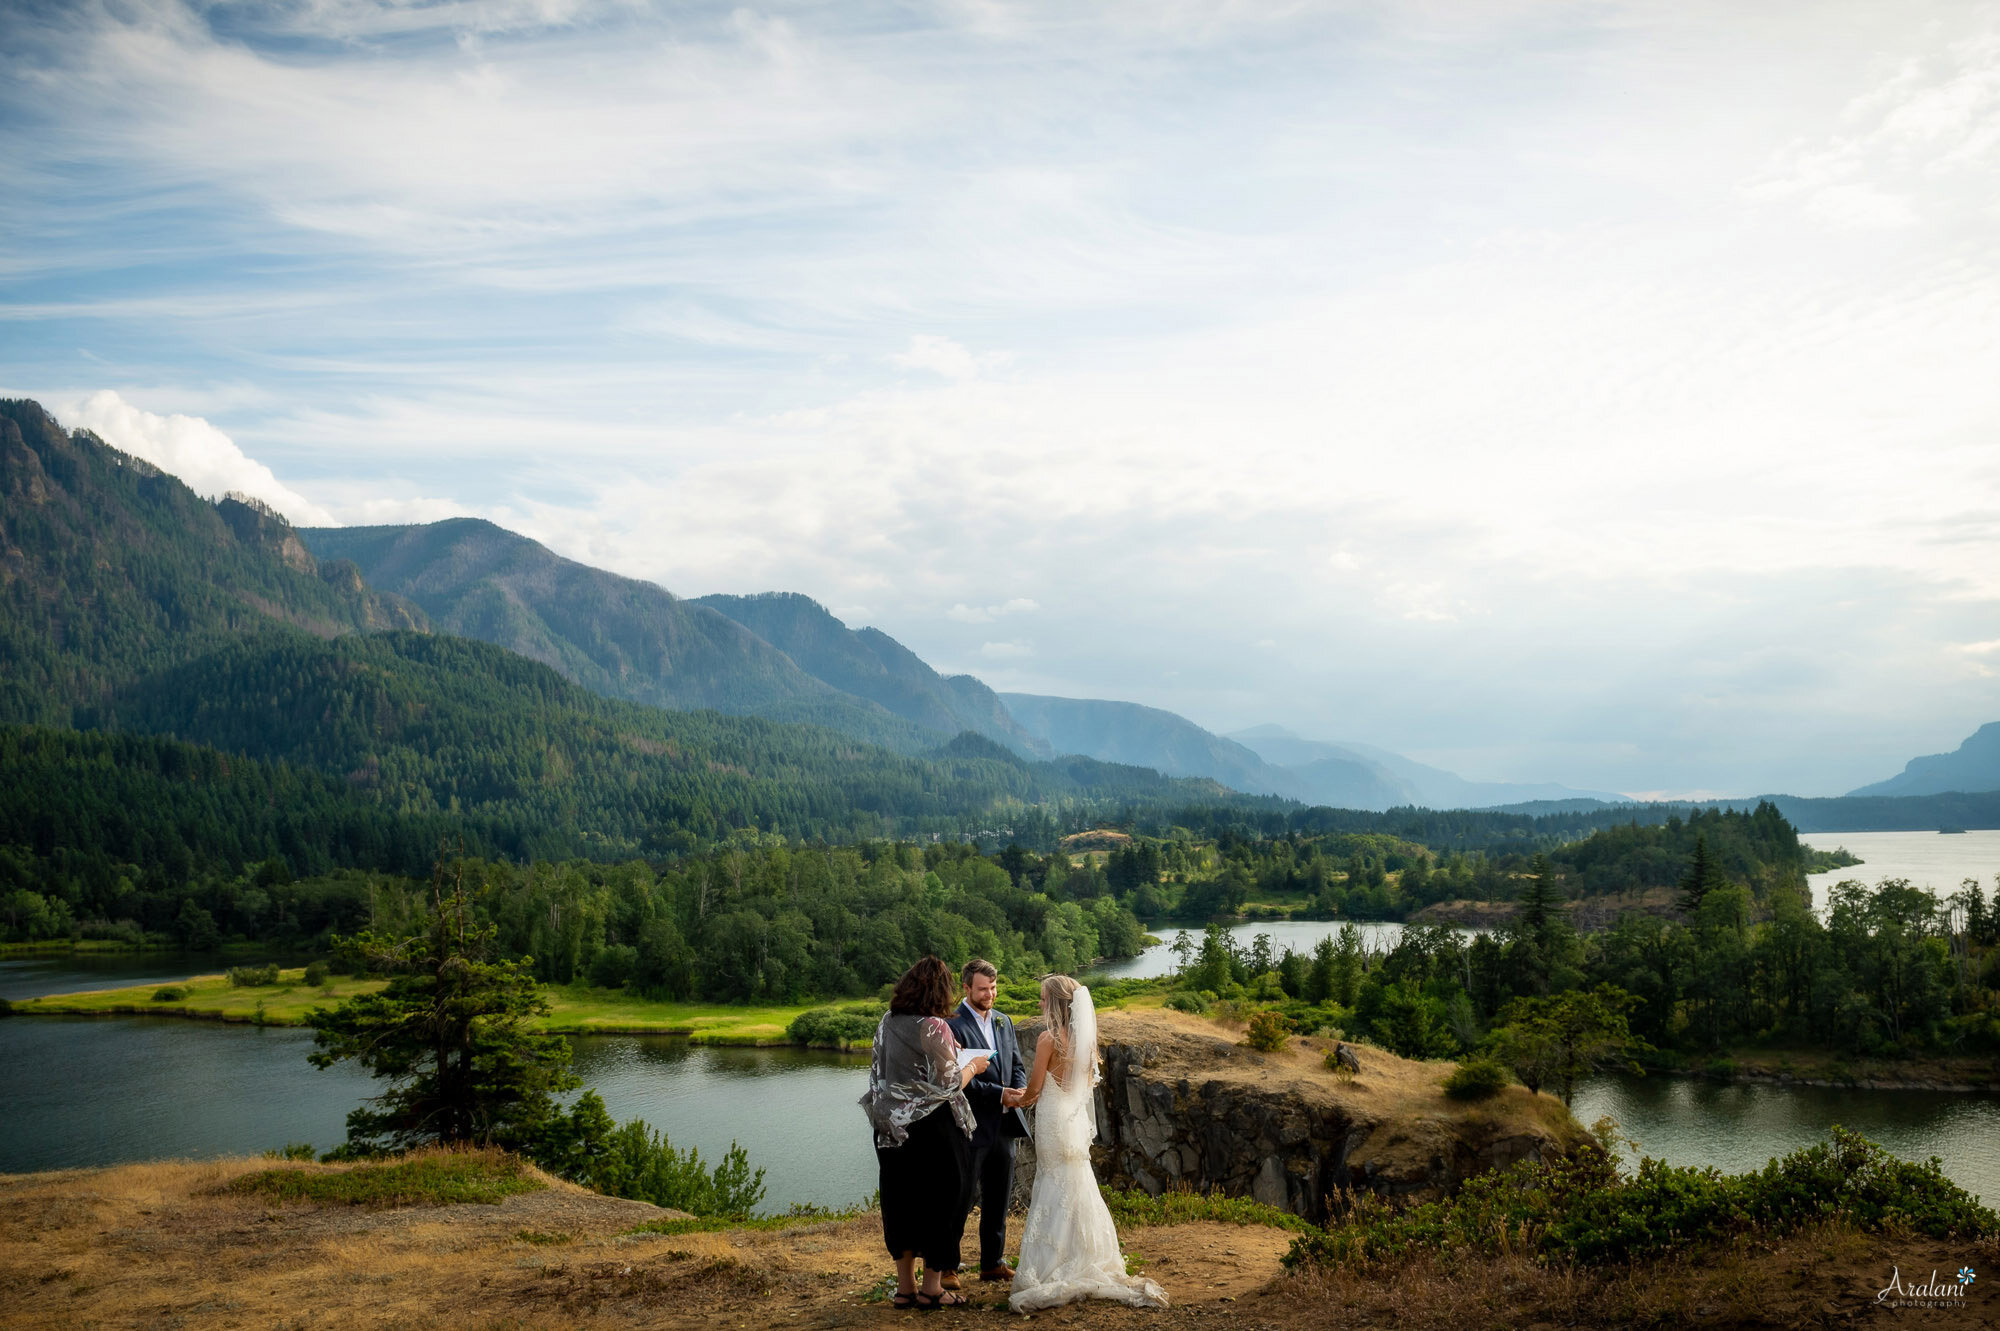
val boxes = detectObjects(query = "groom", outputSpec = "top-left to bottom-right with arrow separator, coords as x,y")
947,958 -> 1028,1283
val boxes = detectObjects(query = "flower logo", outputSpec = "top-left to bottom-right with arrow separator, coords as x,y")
1957,1267 -> 1976,1285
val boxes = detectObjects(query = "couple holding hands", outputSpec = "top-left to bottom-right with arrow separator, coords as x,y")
860,956 -> 1168,1314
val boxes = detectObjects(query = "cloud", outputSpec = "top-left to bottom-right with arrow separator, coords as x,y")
52,390 -> 338,526
891,335 -> 1004,380
1747,27 -> 2000,230
946,597 -> 1039,624
317,492 -> 478,527
6,2 -> 2000,796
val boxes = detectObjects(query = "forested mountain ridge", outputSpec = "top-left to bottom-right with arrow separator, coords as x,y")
0,399 -> 1257,874
299,519 -> 933,753
694,591 -> 1047,757
0,399 -> 424,725
1847,721 -> 2000,798
78,628 -> 1231,858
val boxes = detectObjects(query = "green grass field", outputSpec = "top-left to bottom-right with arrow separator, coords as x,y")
6,970 -> 819,1044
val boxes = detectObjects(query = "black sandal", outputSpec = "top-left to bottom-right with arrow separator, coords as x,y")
891,1291 -> 918,1309
913,1290 -> 969,1310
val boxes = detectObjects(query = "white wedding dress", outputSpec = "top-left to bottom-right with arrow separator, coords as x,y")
1010,987 -> 1169,1313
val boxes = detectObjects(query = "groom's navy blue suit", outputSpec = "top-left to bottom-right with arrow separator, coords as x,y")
947,998 -> 1029,1271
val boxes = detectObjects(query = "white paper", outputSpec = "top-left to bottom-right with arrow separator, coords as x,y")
957,1046 -> 995,1069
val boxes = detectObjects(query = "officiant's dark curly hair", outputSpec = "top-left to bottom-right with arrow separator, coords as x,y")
889,955 -> 955,1017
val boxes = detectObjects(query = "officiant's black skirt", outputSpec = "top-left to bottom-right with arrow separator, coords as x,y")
876,1104 -> 973,1268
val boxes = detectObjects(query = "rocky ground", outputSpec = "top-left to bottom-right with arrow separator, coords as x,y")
1067,1008 -> 1583,1218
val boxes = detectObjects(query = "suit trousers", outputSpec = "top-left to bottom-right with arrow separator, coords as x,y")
966,1135 -> 1016,1269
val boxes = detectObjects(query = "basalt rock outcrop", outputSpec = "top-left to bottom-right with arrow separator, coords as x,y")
1010,1008 -> 1582,1223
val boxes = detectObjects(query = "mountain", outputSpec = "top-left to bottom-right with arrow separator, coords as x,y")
1847,722 -> 2000,798
300,519 -> 933,752
0,399 -> 424,726
1219,727 -> 1416,808
0,398 -> 1254,868
998,694 -> 1311,799
693,592 -> 1048,757
82,627 -> 1225,857
1230,725 -> 1628,810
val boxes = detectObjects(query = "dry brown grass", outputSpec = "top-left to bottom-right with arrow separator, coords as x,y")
6,1150 -> 1990,1329
0,1156 -> 1298,1330
1279,1221 -> 2000,1330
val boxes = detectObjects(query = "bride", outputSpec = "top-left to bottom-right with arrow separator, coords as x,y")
1000,975 -> 1169,1313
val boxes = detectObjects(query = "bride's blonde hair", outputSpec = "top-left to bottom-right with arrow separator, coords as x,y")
1040,973 -> 1080,1050
1039,973 -> 1096,1088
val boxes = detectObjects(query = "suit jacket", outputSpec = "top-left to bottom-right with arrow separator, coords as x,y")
947,999 -> 1030,1147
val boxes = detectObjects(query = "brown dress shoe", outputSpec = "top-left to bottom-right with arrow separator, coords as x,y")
939,1271 -> 960,1290
979,1264 -> 1015,1282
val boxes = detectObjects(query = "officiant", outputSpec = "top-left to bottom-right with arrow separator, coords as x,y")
946,958 -> 1030,1284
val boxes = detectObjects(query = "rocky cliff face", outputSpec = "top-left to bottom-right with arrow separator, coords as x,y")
1010,1009 -> 1580,1223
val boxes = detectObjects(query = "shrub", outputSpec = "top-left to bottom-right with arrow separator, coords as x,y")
580,1103 -> 772,1215
588,944 -> 638,990
1164,990 -> 1210,1015
1245,1010 -> 1289,1053
302,961 -> 329,988
1104,1185 -> 1313,1232
151,985 -> 190,1002
1250,970 -> 1287,1001
263,1142 -> 317,1161
227,963 -> 281,987
787,1002 -> 883,1048
230,1148 -> 542,1208
1443,1058 -> 1509,1101
1283,1127 -> 1997,1272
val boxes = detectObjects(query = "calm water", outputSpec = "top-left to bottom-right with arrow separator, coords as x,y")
0,951 -> 299,1002
0,1013 -> 877,1213
1804,829 -> 2000,911
6,896 -> 1998,1214
1092,919 -> 1445,980
1572,1073 -> 2000,1207
6,1013 -> 1994,1211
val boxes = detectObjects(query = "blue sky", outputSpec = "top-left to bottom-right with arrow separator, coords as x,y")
5,0 -> 2000,797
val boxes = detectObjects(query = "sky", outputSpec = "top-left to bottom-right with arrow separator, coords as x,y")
4,0 -> 1999,799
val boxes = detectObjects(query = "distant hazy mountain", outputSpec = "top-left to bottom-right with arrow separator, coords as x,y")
694,592 -> 1047,758
300,519 -> 936,752
1230,725 -> 1628,810
998,694 -> 1310,799
1224,727 -> 1417,808
1847,722 -> 2000,797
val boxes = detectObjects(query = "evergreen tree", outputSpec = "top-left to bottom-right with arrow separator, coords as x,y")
308,853 -> 578,1153
1518,853 -> 1560,947
1677,833 -> 1727,916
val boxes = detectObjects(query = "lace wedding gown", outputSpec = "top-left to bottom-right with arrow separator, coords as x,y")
1010,987 -> 1169,1313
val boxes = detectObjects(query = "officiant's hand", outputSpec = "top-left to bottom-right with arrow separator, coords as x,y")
958,1054 -> 990,1087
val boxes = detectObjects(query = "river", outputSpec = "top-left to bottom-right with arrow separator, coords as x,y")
5,948 -> 1996,1211
1803,829 -> 2000,911
6,836 -> 1999,1214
